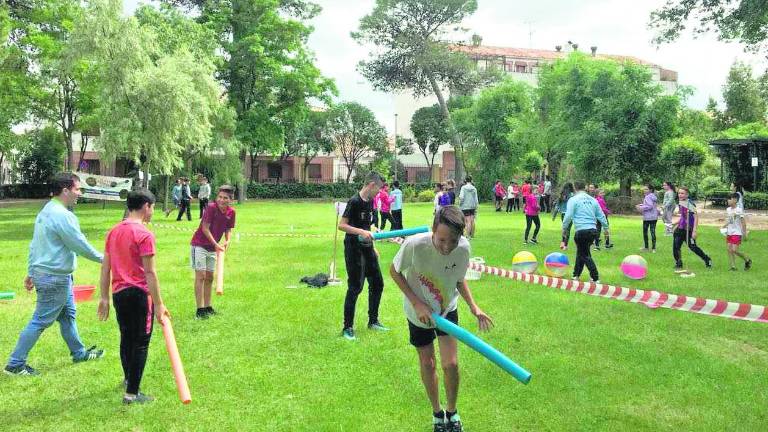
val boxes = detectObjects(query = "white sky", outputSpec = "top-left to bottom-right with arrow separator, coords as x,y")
124,0 -> 768,134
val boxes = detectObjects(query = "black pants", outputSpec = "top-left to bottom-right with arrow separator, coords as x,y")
643,220 -> 657,249
540,194 -> 551,213
561,213 -> 572,246
525,215 -> 540,241
513,197 -> 520,211
372,209 -> 379,229
391,209 -> 403,230
176,199 -> 191,221
114,288 -> 153,395
574,229 -> 599,280
343,241 -> 384,329
673,227 -> 710,267
594,220 -> 611,247
506,199 -> 514,212
199,198 -> 209,219
379,211 -> 393,230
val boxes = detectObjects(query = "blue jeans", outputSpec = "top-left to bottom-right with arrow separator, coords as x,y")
7,272 -> 87,367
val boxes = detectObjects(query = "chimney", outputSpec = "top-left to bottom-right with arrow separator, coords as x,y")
555,45 -> 562,52
590,46 -> 597,57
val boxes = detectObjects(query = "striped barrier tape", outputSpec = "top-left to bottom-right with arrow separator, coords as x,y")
148,223 -> 331,238
699,209 -> 765,217
468,262 -> 768,324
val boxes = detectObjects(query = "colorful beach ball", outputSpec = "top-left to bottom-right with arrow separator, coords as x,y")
544,252 -> 570,277
620,255 -> 648,280
512,251 -> 538,274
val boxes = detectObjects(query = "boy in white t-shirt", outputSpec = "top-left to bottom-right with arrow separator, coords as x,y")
723,193 -> 752,271
390,205 -> 494,432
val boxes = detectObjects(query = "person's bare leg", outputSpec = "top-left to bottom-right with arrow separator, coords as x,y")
203,271 -> 214,308
438,335 -> 459,413
469,216 -> 476,238
728,244 -> 736,268
463,216 -> 471,237
194,271 -> 206,308
417,344 -> 441,413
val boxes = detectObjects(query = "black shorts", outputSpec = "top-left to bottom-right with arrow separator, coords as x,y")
408,309 -> 458,348
495,196 -> 503,203
462,209 -> 476,217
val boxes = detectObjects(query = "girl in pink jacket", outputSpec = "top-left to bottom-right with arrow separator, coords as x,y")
523,192 -> 540,244
595,189 -> 613,249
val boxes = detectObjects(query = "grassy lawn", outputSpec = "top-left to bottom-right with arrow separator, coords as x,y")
0,200 -> 766,431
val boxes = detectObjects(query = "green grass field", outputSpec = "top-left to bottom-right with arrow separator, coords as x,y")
0,200 -> 766,431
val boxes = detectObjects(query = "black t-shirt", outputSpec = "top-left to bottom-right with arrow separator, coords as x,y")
343,193 -> 373,242
447,190 -> 456,205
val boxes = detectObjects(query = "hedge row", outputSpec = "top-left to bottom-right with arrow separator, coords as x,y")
245,182 -> 435,200
0,184 -> 51,199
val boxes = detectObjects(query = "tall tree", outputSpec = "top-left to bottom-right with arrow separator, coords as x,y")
74,0 -> 223,187
353,0 -> 494,183
722,61 -> 766,125
162,0 -> 336,200
536,53 -> 679,196
328,102 -> 387,183
410,105 -> 448,175
283,108 -> 335,182
651,1 -> 768,54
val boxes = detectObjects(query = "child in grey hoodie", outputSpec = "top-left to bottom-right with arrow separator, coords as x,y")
636,184 -> 660,252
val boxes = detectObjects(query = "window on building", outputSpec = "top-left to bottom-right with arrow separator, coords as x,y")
308,163 -> 322,179
515,64 -> 527,73
416,169 -> 431,183
268,162 -> 282,179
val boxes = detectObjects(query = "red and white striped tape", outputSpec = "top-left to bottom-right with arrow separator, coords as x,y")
468,262 -> 768,324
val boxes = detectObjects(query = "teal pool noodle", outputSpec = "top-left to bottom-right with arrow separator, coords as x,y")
360,226 -> 429,242
0,292 -> 15,300
431,312 -> 531,384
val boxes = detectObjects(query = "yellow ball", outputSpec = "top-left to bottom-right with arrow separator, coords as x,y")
512,251 -> 538,274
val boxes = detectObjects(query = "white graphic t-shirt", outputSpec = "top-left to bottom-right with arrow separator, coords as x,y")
392,232 -> 471,329
726,206 -> 745,236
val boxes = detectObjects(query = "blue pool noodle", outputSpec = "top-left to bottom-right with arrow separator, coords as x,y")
360,226 -> 429,242
431,312 -> 531,384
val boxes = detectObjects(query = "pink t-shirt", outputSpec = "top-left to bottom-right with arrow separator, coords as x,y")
191,203 -> 236,251
494,183 -> 505,197
521,183 -> 531,196
596,196 -> 611,215
105,220 -> 156,294
523,193 -> 539,216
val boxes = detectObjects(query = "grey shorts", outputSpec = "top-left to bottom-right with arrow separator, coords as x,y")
190,246 -> 216,272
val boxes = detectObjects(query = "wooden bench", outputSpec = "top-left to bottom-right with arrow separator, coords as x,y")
706,190 -> 731,207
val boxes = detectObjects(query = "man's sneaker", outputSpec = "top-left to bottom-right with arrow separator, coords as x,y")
4,364 -> 40,376
529,238 -> 538,245
745,259 -> 752,271
73,346 -> 104,363
705,259 -> 713,269
195,309 -> 209,320
123,392 -> 155,405
368,321 -> 390,331
341,328 -> 356,341
446,413 -> 464,432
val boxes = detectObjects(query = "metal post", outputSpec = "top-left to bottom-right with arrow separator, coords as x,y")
394,113 -> 398,181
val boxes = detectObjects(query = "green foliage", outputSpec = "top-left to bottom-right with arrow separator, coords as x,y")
744,191 -> 768,209
410,105 -> 448,171
521,150 -> 544,175
16,127 -> 64,184
651,1 -> 768,54
535,53 -> 680,195
717,121 -> 768,139
244,181 -> 433,200
699,175 -> 728,197
416,189 -> 436,202
660,136 -> 708,184
327,102 -> 387,183
284,109 -> 335,182
721,61 -> 766,126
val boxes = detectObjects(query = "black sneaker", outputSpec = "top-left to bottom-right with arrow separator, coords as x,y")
605,243 -> 614,249
195,309 -> 209,320
745,259 -> 752,271
529,238 -> 538,245
73,346 -> 104,363
123,392 -> 155,405
4,364 -> 40,376
705,259 -> 713,269
341,327 -> 356,341
433,412 -> 447,432
205,306 -> 216,316
446,413 -> 464,432
367,321 -> 389,331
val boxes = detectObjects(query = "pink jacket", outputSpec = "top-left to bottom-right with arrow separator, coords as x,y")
524,193 -> 539,216
494,183 -> 505,197
596,196 -> 611,215
376,190 -> 394,213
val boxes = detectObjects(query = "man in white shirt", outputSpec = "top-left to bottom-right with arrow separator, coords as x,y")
197,176 -> 212,219
390,205 -> 493,432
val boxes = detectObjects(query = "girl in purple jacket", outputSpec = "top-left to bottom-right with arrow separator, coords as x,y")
636,184 -> 660,252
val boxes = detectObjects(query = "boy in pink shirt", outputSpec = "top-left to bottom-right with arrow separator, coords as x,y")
190,185 -> 236,319
523,192 -> 540,244
98,189 -> 169,405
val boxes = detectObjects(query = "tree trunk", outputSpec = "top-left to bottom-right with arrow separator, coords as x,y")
427,74 -> 464,182
345,162 -> 354,183
163,175 -> 170,213
620,177 -> 632,197
238,148 -> 247,202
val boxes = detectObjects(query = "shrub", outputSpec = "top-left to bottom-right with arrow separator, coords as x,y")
244,182 -> 435,200
416,189 -> 436,202
0,184 -> 51,199
745,192 -> 768,209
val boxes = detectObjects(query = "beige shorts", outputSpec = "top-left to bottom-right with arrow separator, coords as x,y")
190,246 -> 216,272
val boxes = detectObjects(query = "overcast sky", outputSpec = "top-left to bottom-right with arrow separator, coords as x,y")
124,0 -> 768,134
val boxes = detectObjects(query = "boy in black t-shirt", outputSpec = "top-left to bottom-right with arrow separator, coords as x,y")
338,172 -> 387,340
